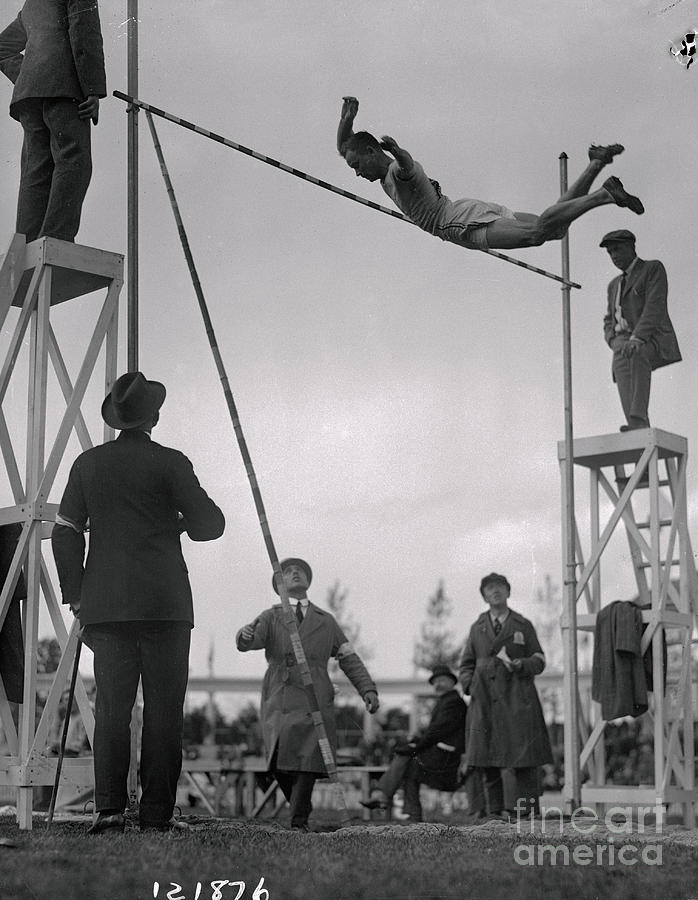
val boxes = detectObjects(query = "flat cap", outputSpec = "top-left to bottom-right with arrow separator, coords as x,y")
600,229 -> 636,247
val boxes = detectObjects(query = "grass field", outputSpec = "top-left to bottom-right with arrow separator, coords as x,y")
1,814 -> 698,900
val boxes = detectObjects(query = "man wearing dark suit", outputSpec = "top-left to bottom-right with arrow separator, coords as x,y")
52,372 -> 225,834
361,665 -> 466,822
0,0 -> 106,242
601,229 -> 681,430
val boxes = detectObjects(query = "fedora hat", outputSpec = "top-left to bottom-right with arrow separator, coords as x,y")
272,557 -> 313,594
101,372 -> 166,430
429,664 -> 457,685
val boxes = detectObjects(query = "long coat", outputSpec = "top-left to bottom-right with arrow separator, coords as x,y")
0,0 -> 106,119
51,430 -> 225,626
412,688 -> 466,791
603,258 -> 681,371
459,608 -> 552,769
236,602 -> 376,773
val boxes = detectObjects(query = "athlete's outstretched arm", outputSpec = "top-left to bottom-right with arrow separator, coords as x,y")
337,95 -> 359,155
379,135 -> 415,177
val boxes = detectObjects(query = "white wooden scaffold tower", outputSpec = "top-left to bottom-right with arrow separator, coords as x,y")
0,234 -> 123,829
559,428 -> 698,824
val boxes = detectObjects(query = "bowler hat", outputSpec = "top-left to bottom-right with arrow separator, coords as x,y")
272,557 -> 313,594
479,572 -> 511,596
101,372 -> 166,430
600,229 -> 636,247
429,664 -> 457,685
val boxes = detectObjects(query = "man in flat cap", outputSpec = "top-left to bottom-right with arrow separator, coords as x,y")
600,230 -> 681,431
237,557 -> 379,831
52,372 -> 226,834
0,0 -> 106,243
361,664 -> 466,822
458,573 -> 552,820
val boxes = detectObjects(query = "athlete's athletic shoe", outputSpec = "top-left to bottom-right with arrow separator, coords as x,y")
588,143 -> 624,164
603,176 -> 644,214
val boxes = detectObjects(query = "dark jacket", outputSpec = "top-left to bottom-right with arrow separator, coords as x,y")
411,688 -> 466,791
0,0 -> 106,119
459,607 -> 552,768
51,430 -> 225,626
591,601 -> 665,720
603,258 -> 681,370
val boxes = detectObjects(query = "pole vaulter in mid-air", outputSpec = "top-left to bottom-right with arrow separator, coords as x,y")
337,96 -> 643,254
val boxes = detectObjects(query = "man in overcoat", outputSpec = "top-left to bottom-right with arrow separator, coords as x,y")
601,229 -> 681,430
0,0 -> 106,242
52,371 -> 225,834
237,557 -> 379,830
361,664 -> 466,822
459,573 -> 552,819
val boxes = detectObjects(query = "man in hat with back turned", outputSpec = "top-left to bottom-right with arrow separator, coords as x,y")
52,372 -> 225,834
458,573 -> 552,820
361,664 -> 466,822
237,557 -> 380,831
600,229 -> 681,431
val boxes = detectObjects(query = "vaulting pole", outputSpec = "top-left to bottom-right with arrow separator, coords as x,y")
143,111 -> 351,820
126,2 -> 139,371
559,153 -> 581,810
113,91 -> 581,291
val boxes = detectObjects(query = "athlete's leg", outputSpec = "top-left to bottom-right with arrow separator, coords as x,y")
558,144 -> 624,201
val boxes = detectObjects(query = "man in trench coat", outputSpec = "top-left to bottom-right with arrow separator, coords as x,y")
237,557 -> 380,830
458,572 -> 552,820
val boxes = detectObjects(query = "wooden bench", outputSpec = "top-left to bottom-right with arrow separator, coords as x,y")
180,759 -> 387,820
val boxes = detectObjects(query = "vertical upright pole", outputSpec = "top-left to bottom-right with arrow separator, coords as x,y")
559,153 -> 581,810
127,0 -> 139,372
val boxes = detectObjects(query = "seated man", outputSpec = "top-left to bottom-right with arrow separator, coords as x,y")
361,665 -> 466,822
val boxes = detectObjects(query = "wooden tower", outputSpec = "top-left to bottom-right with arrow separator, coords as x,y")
559,428 -> 698,824
0,234 -> 123,829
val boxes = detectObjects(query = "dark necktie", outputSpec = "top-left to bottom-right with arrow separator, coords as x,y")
493,618 -> 502,635
296,602 -> 304,625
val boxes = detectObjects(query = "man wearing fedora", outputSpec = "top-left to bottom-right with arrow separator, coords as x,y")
237,557 -> 379,831
601,229 -> 681,431
459,573 -> 552,820
361,665 -> 466,822
52,372 -> 225,834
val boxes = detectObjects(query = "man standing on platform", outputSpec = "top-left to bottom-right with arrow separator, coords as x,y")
237,557 -> 380,831
52,372 -> 225,834
458,573 -> 552,820
601,229 -> 681,431
0,0 -> 106,243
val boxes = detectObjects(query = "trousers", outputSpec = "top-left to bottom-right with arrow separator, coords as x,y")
85,620 -> 191,825
270,748 -> 317,828
612,336 -> 657,427
16,98 -> 92,242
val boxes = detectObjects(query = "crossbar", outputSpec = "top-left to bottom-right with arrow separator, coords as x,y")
113,91 -> 581,291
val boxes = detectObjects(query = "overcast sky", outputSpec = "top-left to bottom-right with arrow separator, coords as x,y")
1,0 -> 696,691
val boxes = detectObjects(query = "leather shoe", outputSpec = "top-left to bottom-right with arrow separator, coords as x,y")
87,812 -> 125,835
360,795 -> 389,811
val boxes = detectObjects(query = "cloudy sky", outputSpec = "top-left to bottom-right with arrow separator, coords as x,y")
1,0 -> 696,690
